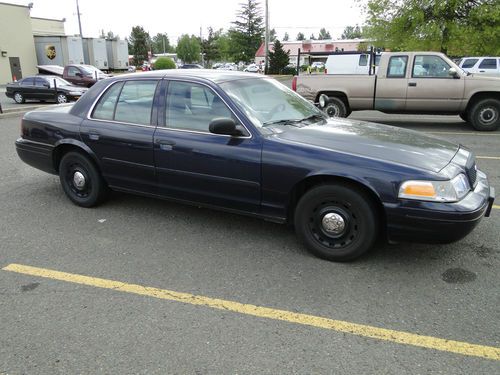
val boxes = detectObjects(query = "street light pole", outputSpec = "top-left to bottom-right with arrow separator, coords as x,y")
264,0 -> 269,74
76,0 -> 83,37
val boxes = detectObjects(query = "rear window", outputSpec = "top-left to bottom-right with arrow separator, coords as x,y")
461,59 -> 478,68
387,56 -> 408,78
358,54 -> 368,66
478,59 -> 497,69
20,78 -> 34,86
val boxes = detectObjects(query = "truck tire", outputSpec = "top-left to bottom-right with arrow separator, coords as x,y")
323,97 -> 348,118
468,99 -> 500,131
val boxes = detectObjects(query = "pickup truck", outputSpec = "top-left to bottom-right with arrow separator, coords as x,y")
293,52 -> 500,131
62,64 -> 110,87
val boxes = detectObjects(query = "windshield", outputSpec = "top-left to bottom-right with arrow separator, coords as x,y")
48,77 -> 72,88
220,78 -> 325,128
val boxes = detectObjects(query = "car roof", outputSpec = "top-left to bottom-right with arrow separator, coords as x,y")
111,69 -> 266,84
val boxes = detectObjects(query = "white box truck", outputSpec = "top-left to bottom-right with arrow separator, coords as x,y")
83,38 -> 109,71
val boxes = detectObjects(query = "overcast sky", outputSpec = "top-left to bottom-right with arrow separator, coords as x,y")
9,0 -> 366,42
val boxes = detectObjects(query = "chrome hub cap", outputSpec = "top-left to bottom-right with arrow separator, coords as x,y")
321,213 -> 345,235
479,107 -> 498,124
73,171 -> 86,190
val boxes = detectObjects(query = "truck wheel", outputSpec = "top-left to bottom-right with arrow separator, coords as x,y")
14,92 -> 25,104
468,99 -> 500,131
323,97 -> 347,118
294,184 -> 379,261
56,93 -> 68,104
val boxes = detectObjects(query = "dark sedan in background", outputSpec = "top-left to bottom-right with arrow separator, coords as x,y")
6,76 -> 88,104
14,71 -> 495,261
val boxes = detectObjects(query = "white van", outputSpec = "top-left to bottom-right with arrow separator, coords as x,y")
325,53 -> 381,75
458,57 -> 500,76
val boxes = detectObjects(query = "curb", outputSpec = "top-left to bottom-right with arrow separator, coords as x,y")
0,105 -> 47,118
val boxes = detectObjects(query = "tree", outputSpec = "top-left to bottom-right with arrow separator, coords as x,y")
269,28 -> 277,41
318,28 -> 332,40
176,34 -> 201,63
152,33 -> 173,54
216,32 -> 232,61
100,30 -> 119,40
129,26 -> 151,65
283,32 -> 289,41
341,25 -> 363,39
154,57 -> 176,70
309,34 -> 316,40
268,40 -> 290,74
229,0 -> 264,62
296,32 -> 305,41
364,0 -> 500,56
201,27 -> 222,66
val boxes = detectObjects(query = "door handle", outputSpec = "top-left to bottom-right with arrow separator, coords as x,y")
408,82 -> 417,87
157,140 -> 175,151
479,70 -> 485,73
88,131 -> 100,141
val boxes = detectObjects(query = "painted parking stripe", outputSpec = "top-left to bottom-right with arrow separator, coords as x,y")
476,156 -> 500,160
3,263 -> 500,361
428,132 -> 500,136
493,205 -> 500,210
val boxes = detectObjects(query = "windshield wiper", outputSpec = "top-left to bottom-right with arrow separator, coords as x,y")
262,119 -> 303,127
300,114 -> 327,123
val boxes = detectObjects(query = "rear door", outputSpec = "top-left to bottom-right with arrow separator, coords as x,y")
80,79 -> 159,193
406,54 -> 464,112
153,79 -> 262,213
374,55 -> 409,112
477,58 -> 499,76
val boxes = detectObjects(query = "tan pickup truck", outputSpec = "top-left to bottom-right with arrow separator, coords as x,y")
293,51 -> 500,131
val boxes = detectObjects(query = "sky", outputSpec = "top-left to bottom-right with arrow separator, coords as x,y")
7,0 -> 366,42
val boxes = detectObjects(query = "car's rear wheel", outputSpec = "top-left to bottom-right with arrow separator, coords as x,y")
14,92 -> 25,104
469,99 -> 500,131
56,93 -> 68,104
294,184 -> 379,261
323,97 -> 347,118
59,152 -> 107,207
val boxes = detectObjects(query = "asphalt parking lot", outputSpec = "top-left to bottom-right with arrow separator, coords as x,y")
0,109 -> 499,374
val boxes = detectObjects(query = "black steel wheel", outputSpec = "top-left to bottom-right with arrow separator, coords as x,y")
294,184 -> 378,261
323,97 -> 347,118
59,152 -> 107,207
468,99 -> 500,131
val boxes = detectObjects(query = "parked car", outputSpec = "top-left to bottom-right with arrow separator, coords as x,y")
127,66 -> 137,72
244,63 -> 261,73
217,63 -> 237,71
458,57 -> 500,76
212,62 -> 224,69
14,71 -> 494,261
6,76 -> 88,104
180,64 -> 204,69
294,51 -> 500,131
311,61 -> 325,70
63,64 -> 110,87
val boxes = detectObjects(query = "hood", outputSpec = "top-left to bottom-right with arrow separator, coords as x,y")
270,118 -> 459,173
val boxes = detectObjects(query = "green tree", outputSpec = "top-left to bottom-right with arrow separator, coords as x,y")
269,28 -> 277,41
129,26 -> 151,65
296,32 -> 305,41
216,32 -> 232,61
202,27 -> 222,66
341,25 -> 363,39
152,33 -> 173,54
318,28 -> 332,40
269,40 -> 290,74
228,0 -> 264,62
154,57 -> 176,70
283,32 -> 289,41
176,34 -> 201,63
364,0 -> 500,56
309,33 -> 316,40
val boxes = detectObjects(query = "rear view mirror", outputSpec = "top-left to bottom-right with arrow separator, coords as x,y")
209,117 -> 243,136
448,68 -> 459,78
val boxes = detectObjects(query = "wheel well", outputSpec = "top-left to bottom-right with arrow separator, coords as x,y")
466,92 -> 500,112
316,91 -> 350,110
288,175 -> 386,228
52,144 -> 95,173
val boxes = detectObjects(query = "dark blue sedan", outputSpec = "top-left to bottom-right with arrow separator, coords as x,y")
15,71 -> 495,261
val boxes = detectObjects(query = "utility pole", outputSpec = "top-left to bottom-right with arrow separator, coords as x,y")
264,0 -> 269,74
76,0 -> 83,37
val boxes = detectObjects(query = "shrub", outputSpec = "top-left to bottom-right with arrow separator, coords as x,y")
154,57 -> 176,70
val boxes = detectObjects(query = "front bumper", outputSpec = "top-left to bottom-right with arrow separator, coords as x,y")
385,171 -> 494,244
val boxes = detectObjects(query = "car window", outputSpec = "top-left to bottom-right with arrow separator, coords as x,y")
114,81 -> 158,125
34,78 -> 48,87
412,55 -> 451,78
478,59 -> 497,69
462,58 -> 478,68
20,78 -> 34,86
67,67 -> 80,77
387,56 -> 408,78
166,81 -> 234,132
358,54 -> 368,66
92,82 -> 124,120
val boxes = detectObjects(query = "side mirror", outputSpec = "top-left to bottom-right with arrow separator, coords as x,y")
448,68 -> 459,78
43,83 -> 50,88
318,94 -> 330,108
209,117 -> 242,136
76,72 -> 83,77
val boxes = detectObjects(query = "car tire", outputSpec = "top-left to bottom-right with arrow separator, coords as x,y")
294,184 -> 379,261
468,99 -> 500,131
14,92 -> 25,104
323,97 -> 347,118
59,152 -> 107,207
56,93 -> 68,104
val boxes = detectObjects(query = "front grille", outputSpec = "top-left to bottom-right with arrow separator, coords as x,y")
466,162 -> 477,187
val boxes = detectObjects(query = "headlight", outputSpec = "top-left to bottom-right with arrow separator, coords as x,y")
398,174 -> 470,202
69,91 -> 83,96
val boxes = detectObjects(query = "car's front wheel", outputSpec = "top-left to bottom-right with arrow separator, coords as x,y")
56,93 -> 68,104
59,152 -> 107,207
294,184 -> 379,261
323,97 -> 348,118
14,92 -> 25,104
469,99 -> 500,131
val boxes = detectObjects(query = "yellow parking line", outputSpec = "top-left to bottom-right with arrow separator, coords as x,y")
493,205 -> 500,210
476,156 -> 500,160
3,263 -> 500,361
428,132 -> 500,136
